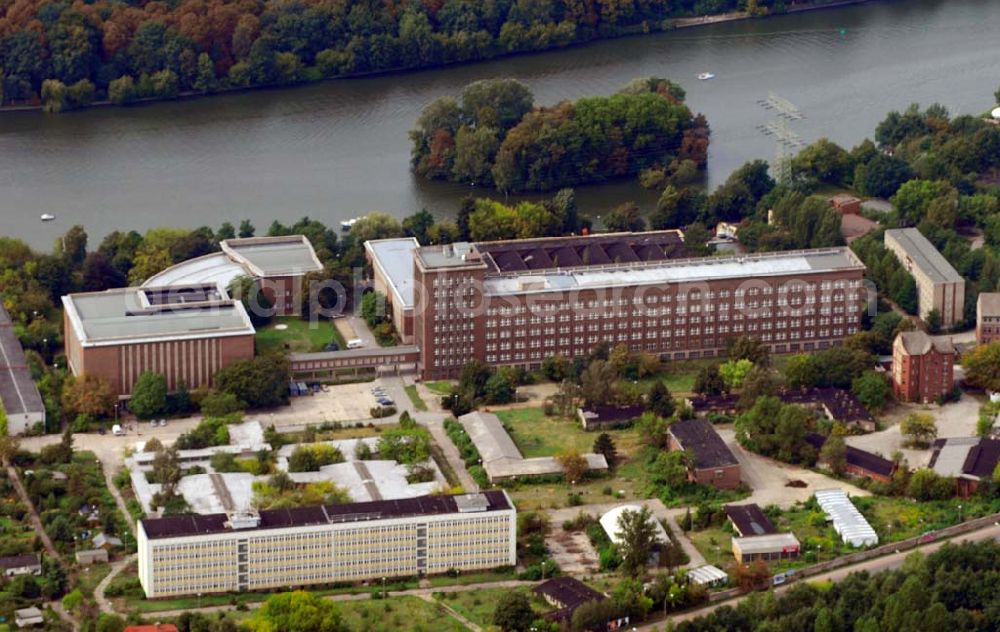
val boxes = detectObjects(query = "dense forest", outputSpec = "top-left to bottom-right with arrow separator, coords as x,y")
679,540 -> 1000,632
410,76 -> 709,192
0,0 -> 847,111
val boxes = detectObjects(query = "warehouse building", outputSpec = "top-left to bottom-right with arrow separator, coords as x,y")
62,284 -> 256,398
0,305 -> 45,435
930,437 -> 1000,497
884,228 -> 964,328
732,533 -> 801,564
137,492 -> 515,598
403,232 -> 866,379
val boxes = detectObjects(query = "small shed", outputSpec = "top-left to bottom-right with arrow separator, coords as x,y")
76,549 -> 110,565
93,533 -> 123,550
15,607 -> 44,628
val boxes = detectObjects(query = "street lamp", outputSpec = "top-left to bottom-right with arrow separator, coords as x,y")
958,504 -> 963,523
382,576 -> 386,599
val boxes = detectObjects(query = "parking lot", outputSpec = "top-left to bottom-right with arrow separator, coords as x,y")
273,380 -> 392,425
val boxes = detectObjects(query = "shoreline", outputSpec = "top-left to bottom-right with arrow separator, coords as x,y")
0,0 -> 874,116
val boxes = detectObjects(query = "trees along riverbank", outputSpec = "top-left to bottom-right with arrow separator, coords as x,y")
1,0 -> 871,113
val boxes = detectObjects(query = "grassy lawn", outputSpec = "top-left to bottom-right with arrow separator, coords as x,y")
424,381 -> 454,396
855,495 -> 1000,543
74,563 -> 113,598
436,586 -> 550,630
405,385 -> 428,411
495,408 -> 643,458
255,316 -> 346,354
687,526 -> 735,569
338,596 -> 466,632
426,568 -> 517,587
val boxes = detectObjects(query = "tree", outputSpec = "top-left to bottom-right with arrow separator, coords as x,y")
580,360 -> 618,407
130,372 -> 167,419
556,449 -> 589,483
593,433 -> 619,469
901,412 -> 937,448
604,202 -> 647,232
81,252 -> 125,291
733,560 -> 771,592
636,412 -> 671,449
229,275 -> 274,326
852,371 -> 890,413
61,374 -> 115,419
245,591 -> 347,632
961,342 -> 1000,392
719,359 -> 754,390
647,381 -> 675,418
737,367 -> 780,411
238,220 -> 256,238
727,336 -> 771,366
906,468 -> 954,501
925,308 -> 943,333
215,355 -> 290,409
491,591 -> 535,632
616,506 -> 659,577
820,435 -> 848,475
693,365 -> 726,396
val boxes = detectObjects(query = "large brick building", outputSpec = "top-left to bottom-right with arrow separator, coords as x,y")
143,235 -> 324,316
63,284 -> 256,398
400,232 -> 867,380
977,293 -> 1000,345
884,228 -> 964,328
891,330 -> 955,403
137,492 -> 515,598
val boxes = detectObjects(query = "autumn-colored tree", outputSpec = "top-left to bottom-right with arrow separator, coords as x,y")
61,374 -> 116,419
556,449 -> 589,484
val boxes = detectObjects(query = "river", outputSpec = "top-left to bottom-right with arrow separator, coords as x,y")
1,0 -> 998,249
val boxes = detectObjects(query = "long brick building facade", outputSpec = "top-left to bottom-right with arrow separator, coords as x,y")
396,232 -> 868,380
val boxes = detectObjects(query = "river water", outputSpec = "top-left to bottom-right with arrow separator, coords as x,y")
2,0 -> 998,249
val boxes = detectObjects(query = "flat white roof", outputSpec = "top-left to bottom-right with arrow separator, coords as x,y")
688,565 -> 728,585
62,287 -> 255,346
365,238 -> 420,309
222,235 -> 324,277
142,252 -> 248,290
733,532 -> 800,554
815,489 -> 878,547
483,248 -> 863,296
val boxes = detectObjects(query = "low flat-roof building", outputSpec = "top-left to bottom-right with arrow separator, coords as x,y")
143,235 -> 324,316
365,238 -> 420,344
14,606 -> 44,628
458,411 -> 607,482
0,553 -> 41,577
0,305 -> 46,435
805,434 -> 896,483
732,532 -> 801,563
977,293 -> 1000,345
687,564 -> 729,587
534,577 -> 613,624
884,228 -> 964,328
576,404 -> 646,430
666,418 -> 741,489
891,330 -> 955,404
137,492 -> 516,598
75,549 -> 109,565
829,194 -> 861,215
930,437 -> 1000,497
724,504 -> 775,538
62,284 -> 256,398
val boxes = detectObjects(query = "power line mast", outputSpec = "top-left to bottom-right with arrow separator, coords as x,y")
756,92 -> 805,185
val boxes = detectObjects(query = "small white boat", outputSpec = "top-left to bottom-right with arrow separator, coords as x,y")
697,72 -> 716,81
40,213 -> 56,222
341,218 -> 358,231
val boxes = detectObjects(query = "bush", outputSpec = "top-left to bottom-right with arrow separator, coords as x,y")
200,391 -> 244,417
370,405 -> 397,418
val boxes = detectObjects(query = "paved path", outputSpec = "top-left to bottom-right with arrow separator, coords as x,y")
94,554 -> 137,615
51,599 -> 79,631
417,593 -> 481,631
5,462 -> 62,563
